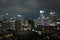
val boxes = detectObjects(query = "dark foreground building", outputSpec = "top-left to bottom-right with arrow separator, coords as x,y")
0,30 -> 60,40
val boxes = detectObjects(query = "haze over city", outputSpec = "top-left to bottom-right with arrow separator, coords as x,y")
0,0 -> 60,19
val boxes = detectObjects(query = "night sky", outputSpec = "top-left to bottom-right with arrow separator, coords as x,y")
0,0 -> 60,19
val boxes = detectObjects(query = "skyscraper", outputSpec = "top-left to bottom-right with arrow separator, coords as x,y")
49,12 -> 57,26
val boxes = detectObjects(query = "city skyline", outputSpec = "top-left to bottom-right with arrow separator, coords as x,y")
0,0 -> 60,19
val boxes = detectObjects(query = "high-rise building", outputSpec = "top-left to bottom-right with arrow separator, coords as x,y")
9,17 -> 16,30
34,10 -> 46,33
20,18 -> 31,31
49,12 -> 57,26
15,20 -> 21,32
57,19 -> 60,31
35,10 -> 45,26
28,18 -> 34,30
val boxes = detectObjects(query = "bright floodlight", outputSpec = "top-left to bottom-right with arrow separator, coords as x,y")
40,10 -> 45,14
17,15 -> 22,17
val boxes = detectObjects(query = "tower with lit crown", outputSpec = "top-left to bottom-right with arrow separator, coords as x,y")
39,10 -> 45,26
34,10 -> 45,27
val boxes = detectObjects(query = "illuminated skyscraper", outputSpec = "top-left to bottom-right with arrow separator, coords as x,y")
17,14 -> 22,21
34,10 -> 45,33
39,10 -> 45,26
49,12 -> 57,26
34,10 -> 45,27
20,18 -> 31,31
9,17 -> 16,30
57,19 -> 60,30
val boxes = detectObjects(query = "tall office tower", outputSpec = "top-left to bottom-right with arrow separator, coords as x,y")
34,10 -> 45,33
0,14 -> 5,32
15,15 -> 23,32
9,17 -> 16,30
17,14 -> 22,21
15,20 -> 21,32
0,15 -> 4,21
44,17 -> 50,26
28,18 -> 34,30
48,12 -> 57,34
0,21 -> 4,33
20,18 -> 31,31
34,10 -> 45,27
4,13 -> 9,21
49,12 -> 57,26
2,13 -> 9,28
57,19 -> 60,30
38,10 -> 45,26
